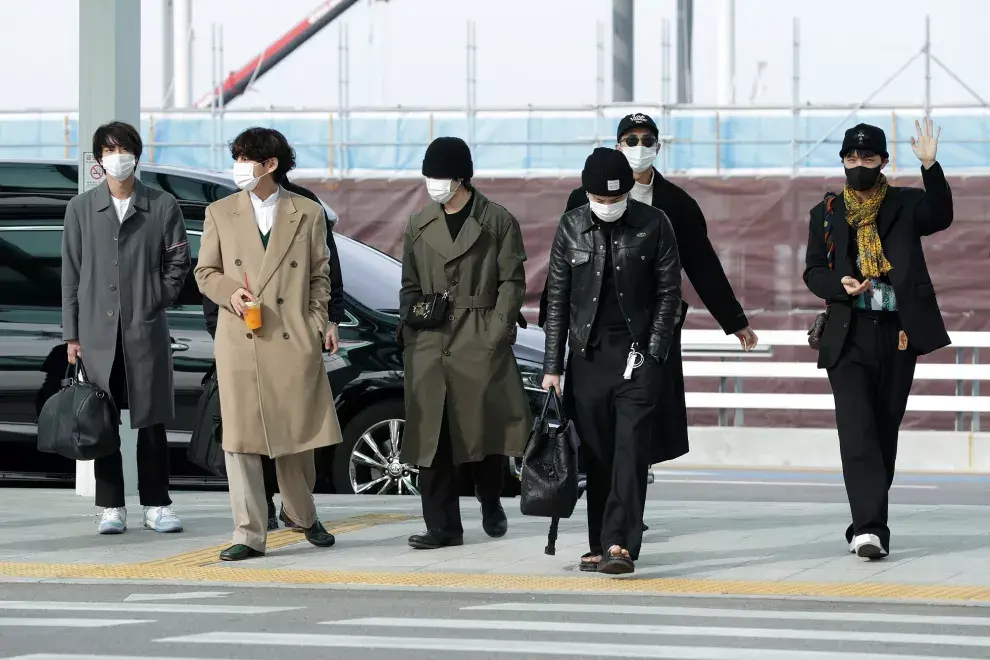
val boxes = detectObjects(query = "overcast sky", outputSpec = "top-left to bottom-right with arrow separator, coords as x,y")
0,0 -> 983,111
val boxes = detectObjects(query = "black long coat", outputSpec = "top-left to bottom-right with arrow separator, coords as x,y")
539,170 -> 748,463
804,163 -> 953,369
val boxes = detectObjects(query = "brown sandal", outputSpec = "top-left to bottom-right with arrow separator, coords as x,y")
597,547 -> 634,575
579,552 -> 601,572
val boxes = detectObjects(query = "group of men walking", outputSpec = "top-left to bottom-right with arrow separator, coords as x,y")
59,110 -> 952,572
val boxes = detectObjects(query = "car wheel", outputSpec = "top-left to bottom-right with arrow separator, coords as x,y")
333,399 -> 420,496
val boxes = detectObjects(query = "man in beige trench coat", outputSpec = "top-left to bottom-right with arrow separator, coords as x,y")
401,137 -> 533,550
195,127 -> 341,561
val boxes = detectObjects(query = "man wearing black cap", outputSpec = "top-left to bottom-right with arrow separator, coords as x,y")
542,148 -> 681,575
400,137 -> 532,550
804,117 -> 952,560
539,112 -> 754,474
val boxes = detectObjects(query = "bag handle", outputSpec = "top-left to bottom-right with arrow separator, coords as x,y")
539,388 -> 565,423
63,358 -> 90,384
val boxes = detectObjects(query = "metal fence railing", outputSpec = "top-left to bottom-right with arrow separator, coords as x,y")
2,104 -> 988,177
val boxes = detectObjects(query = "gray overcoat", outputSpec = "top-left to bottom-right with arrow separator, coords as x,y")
60,180 -> 191,429
399,190 -> 533,467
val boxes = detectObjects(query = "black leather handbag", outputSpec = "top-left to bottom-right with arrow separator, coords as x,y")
37,359 -> 119,461
808,192 -> 838,350
520,389 -> 580,556
403,291 -> 450,329
187,364 -> 226,478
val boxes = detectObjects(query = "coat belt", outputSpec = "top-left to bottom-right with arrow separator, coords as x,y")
450,294 -> 497,309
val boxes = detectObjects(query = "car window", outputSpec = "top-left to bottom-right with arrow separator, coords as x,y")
335,234 -> 401,312
0,227 -> 62,307
141,172 -> 237,205
0,224 -> 204,312
0,163 -> 78,195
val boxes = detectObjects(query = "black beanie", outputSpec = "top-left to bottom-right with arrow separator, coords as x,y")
616,112 -> 660,143
422,137 -> 474,180
840,123 -> 889,159
582,147 -> 634,197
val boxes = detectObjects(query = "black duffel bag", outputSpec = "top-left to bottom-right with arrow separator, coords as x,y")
187,363 -> 226,477
519,389 -> 579,556
37,359 -> 119,461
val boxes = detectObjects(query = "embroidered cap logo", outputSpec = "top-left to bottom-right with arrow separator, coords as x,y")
856,130 -> 867,144
607,179 -> 620,192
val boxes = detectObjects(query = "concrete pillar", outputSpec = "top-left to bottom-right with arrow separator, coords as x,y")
716,0 -> 736,106
76,0 -> 141,499
611,0 -> 634,102
162,0 -> 174,108
173,0 -> 193,107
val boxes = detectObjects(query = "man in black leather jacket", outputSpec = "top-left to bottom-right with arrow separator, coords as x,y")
542,148 -> 681,575
202,176 -> 343,531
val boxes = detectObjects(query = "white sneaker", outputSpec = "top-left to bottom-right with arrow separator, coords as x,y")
851,533 -> 888,559
144,506 -> 183,533
98,507 -> 127,535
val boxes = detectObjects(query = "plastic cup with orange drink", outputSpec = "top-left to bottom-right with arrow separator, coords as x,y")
243,299 -> 263,330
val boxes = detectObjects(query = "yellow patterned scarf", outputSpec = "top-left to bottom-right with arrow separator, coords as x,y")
844,174 -> 891,279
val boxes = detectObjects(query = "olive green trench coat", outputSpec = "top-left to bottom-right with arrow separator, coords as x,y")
399,190 -> 532,466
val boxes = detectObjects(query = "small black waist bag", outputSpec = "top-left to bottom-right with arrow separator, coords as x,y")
404,291 -> 450,330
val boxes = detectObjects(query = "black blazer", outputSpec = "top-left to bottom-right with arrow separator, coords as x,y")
203,180 -> 344,338
803,163 -> 954,369
538,170 -> 748,334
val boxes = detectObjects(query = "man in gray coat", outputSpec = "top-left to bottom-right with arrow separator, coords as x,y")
61,121 -> 191,535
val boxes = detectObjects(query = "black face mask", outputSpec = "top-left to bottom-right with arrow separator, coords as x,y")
845,165 -> 882,191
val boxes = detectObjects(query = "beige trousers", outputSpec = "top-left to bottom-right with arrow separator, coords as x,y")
224,450 -> 318,552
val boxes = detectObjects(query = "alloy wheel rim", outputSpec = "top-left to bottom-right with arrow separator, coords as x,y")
348,418 -> 420,495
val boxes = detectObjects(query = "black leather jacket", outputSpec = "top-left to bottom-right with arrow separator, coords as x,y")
543,199 -> 682,374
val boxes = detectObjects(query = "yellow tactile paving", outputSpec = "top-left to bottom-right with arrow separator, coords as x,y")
138,513 -> 416,568
0,560 -> 988,602
3,511 -> 988,601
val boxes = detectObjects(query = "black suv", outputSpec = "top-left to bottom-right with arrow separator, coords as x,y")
0,160 -> 547,494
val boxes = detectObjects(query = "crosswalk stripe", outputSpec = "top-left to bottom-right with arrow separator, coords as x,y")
0,601 -> 299,615
326,616 -> 990,648
155,631 -> 980,659
467,602 -> 990,627
0,618 -> 153,628
5,656 -> 254,660
654,479 -> 936,489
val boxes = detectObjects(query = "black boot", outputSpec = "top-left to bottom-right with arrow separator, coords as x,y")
280,504 -> 302,532
408,529 -> 464,550
267,499 -> 279,531
219,544 -> 264,561
304,520 -> 336,548
481,502 -> 508,538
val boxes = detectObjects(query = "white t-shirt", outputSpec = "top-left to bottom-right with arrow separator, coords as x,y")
630,170 -> 655,205
111,195 -> 134,223
250,188 -> 280,236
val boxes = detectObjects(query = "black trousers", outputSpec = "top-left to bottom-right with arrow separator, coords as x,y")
419,405 -> 504,536
94,327 -> 171,509
827,311 -> 916,551
570,338 -> 660,559
262,456 -> 278,500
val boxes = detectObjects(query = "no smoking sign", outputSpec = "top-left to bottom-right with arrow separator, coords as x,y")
83,152 -> 104,191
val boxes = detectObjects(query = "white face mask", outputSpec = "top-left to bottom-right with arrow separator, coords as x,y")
102,153 -> 136,181
426,178 -> 459,204
233,161 -> 264,192
588,195 -> 628,223
621,145 -> 658,174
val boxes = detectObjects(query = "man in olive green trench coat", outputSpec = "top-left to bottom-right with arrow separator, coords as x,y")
401,137 -> 532,550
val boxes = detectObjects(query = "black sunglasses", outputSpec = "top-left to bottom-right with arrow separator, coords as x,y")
621,135 -> 658,148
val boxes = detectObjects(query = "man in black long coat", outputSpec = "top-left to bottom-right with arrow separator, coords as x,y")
538,113 -> 756,466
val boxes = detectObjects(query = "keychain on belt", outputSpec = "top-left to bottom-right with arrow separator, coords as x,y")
623,341 -> 645,380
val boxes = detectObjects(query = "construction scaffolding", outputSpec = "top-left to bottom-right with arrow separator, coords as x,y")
5,16 -> 987,177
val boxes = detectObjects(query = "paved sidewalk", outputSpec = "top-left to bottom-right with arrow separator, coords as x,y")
1,487 -> 989,602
